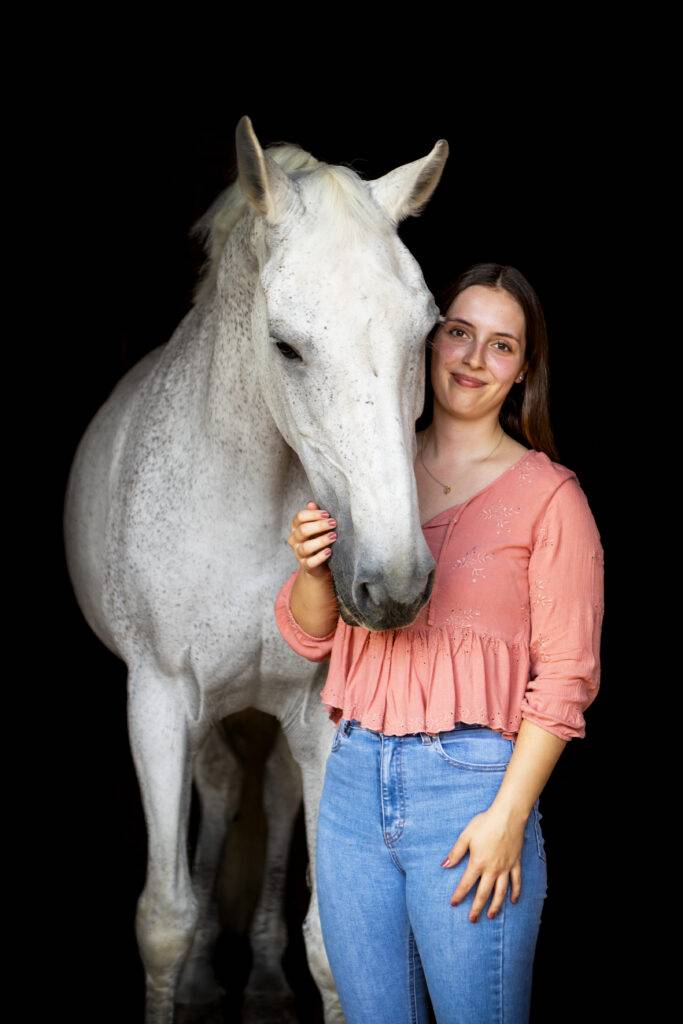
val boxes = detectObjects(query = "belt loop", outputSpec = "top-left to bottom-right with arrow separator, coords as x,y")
343,719 -> 353,736
420,732 -> 433,744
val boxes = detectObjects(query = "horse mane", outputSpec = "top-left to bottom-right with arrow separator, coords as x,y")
188,141 -> 391,308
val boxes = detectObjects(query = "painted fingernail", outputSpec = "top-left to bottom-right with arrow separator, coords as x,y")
441,857 -> 450,867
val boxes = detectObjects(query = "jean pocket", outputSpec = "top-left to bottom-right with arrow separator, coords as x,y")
533,801 -> 547,863
431,731 -> 514,771
330,718 -> 346,753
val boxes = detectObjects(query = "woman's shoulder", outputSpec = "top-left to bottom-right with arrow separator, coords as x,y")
510,449 -> 589,525
525,451 -> 601,540
526,448 -> 579,490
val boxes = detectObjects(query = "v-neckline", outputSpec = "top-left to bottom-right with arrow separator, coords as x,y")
420,449 -> 535,528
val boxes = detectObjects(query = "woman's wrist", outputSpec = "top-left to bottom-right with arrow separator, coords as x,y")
290,566 -> 339,638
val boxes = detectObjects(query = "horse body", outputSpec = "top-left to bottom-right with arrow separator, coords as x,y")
64,116 -> 448,1022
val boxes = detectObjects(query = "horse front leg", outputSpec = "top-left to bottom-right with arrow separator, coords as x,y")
174,721 -> 243,1016
127,666 -> 201,1024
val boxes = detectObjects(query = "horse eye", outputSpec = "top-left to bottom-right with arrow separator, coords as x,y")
274,340 -> 302,362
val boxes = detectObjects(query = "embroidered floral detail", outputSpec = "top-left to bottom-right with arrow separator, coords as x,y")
443,607 -> 482,629
480,498 -> 522,535
530,631 -> 552,660
537,522 -> 555,548
479,631 -> 505,650
520,603 -> 530,625
531,577 -> 552,608
460,627 -> 473,656
451,546 -> 495,583
515,455 -> 538,484
530,631 -> 552,651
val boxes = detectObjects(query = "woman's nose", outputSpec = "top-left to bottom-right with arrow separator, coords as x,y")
463,345 -> 485,366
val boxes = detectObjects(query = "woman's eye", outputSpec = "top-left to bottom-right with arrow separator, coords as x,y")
447,328 -> 512,353
446,326 -> 512,353
274,340 -> 302,361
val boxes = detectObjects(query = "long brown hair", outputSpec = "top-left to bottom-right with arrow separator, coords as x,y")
418,263 -> 560,461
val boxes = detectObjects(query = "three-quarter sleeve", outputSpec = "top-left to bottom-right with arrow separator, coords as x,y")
274,569 -> 338,662
519,477 -> 605,741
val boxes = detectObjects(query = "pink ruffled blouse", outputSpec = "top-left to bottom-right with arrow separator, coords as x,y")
274,449 -> 605,741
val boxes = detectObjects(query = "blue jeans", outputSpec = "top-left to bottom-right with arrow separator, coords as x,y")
316,718 -> 548,1023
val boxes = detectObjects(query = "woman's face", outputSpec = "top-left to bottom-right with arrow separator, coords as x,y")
431,285 -> 528,420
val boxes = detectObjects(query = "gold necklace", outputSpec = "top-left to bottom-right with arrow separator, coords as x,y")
419,425 -> 505,495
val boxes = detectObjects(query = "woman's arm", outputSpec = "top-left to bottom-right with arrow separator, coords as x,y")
444,481 -> 605,920
493,475 -> 605,820
274,567 -> 339,661
519,476 -> 605,741
290,564 -> 339,638
445,717 -> 568,922
490,718 -> 567,824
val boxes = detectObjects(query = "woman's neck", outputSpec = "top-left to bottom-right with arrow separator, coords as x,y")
422,414 -> 509,469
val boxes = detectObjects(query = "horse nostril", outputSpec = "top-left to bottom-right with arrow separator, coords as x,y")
358,581 -> 380,611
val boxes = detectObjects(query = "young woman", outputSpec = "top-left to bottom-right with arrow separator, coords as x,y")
274,263 -> 605,1023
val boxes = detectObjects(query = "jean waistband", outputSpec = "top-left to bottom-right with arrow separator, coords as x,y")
340,718 -> 495,742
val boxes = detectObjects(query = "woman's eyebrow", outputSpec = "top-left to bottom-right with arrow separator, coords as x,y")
442,316 -> 520,343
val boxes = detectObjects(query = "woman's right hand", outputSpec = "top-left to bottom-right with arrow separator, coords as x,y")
287,501 -> 338,579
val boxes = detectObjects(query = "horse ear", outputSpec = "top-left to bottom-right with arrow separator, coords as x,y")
234,114 -> 302,225
368,140 -> 449,226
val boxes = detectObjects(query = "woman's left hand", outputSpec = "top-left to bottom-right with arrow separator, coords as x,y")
441,807 -> 527,922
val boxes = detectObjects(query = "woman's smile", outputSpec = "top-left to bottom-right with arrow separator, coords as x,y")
451,372 -> 486,388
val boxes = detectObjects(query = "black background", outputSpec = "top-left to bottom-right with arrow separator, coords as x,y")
48,68 -> 645,1023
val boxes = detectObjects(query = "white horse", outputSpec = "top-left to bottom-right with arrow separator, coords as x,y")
63,114 -> 449,1023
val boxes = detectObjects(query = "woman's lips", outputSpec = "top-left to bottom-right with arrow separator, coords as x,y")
451,373 -> 485,388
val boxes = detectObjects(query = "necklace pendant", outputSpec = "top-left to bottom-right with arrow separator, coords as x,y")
443,485 -> 451,495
